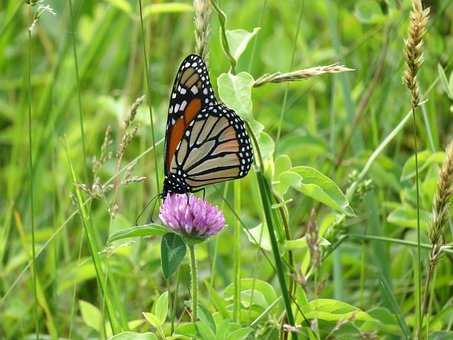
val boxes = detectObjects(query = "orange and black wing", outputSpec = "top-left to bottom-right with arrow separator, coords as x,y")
168,104 -> 253,191
164,54 -> 216,176
162,55 -> 253,196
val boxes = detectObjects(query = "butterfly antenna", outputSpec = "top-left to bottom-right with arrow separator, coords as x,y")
135,193 -> 159,225
147,198 -> 160,224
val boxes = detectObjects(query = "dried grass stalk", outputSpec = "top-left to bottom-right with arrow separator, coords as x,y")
194,0 -> 211,59
423,141 -> 453,313
253,64 -> 354,87
403,0 -> 430,109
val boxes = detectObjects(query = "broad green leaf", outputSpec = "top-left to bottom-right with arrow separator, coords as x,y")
144,3 -> 193,17
198,304 -> 216,334
401,150 -> 445,180
247,223 -> 271,251
227,327 -> 253,340
361,307 -> 401,336
302,299 -> 375,322
354,0 -> 384,23
196,319 -> 216,340
108,224 -> 168,243
281,166 -> 355,216
79,300 -> 102,332
438,64 -> 452,99
109,332 -> 157,340
143,312 -> 162,328
217,72 -> 254,120
259,131 -> 275,161
225,28 -> 260,61
161,233 -> 186,279
387,206 -> 431,229
128,320 -> 145,330
284,236 -> 330,251
152,291 -> 169,324
274,154 -> 292,178
175,322 -> 197,337
224,278 -> 277,306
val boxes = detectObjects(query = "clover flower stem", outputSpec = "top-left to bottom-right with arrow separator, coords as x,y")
189,243 -> 198,323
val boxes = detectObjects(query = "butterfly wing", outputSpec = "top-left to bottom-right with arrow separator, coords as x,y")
164,54 -> 216,176
167,104 -> 253,192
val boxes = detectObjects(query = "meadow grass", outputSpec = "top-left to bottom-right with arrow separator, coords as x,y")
1,0 -> 452,339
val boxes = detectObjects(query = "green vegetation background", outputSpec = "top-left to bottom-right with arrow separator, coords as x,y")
0,0 -> 452,339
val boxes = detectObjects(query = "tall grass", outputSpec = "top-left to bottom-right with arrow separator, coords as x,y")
403,0 -> 430,335
26,4 -> 39,338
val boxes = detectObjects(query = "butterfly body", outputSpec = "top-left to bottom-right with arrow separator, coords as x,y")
162,54 -> 253,197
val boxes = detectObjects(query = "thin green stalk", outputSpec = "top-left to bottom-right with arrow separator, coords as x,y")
347,234 -> 453,254
0,140 -> 164,308
27,19 -> 39,340
68,0 -> 88,181
275,0 -> 304,145
138,0 -> 160,194
209,0 -> 236,73
412,107 -> 422,336
188,243 -> 198,323
233,181 -> 241,322
210,183 -> 229,288
170,268 -> 180,334
64,143 -> 121,334
256,172 -> 297,339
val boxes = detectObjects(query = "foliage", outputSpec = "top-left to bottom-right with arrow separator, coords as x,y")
0,0 -> 452,339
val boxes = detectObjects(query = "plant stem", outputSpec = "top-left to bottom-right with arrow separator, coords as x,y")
27,15 -> 39,340
68,0 -> 88,181
138,0 -> 160,194
411,106 -> 422,336
233,181 -> 241,322
256,171 -> 297,339
189,243 -> 198,323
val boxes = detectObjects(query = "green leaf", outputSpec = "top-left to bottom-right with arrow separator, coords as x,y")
354,0 -> 384,23
274,154 -> 292,178
280,166 -> 355,216
175,322 -> 197,337
227,327 -> 253,340
225,28 -> 260,61
143,3 -> 193,17
224,278 -> 277,306
143,312 -> 162,328
217,72 -> 254,120
401,150 -> 445,180
438,64 -> 452,99
109,332 -> 158,340
258,131 -> 275,161
284,237 -> 330,251
161,233 -> 186,279
108,224 -> 168,243
387,206 -> 431,229
302,299 -> 375,322
198,304 -> 216,335
247,223 -> 271,251
152,291 -> 169,324
79,300 -> 102,332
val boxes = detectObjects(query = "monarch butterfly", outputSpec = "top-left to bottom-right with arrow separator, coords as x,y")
162,54 -> 253,197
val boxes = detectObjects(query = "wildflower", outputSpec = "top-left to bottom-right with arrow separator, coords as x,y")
159,194 -> 225,239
